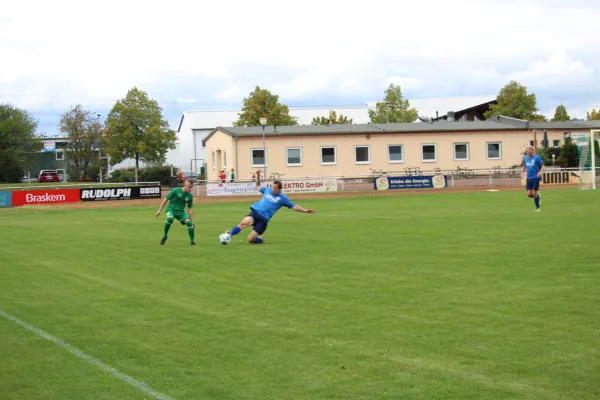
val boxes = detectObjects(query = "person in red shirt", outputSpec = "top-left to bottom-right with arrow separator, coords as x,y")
219,170 -> 226,182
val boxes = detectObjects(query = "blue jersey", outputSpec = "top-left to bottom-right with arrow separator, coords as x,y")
251,186 -> 295,221
524,154 -> 544,179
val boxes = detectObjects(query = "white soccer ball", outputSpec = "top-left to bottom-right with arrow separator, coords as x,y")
219,233 -> 231,245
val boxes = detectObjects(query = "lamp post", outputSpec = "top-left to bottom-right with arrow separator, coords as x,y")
259,117 -> 267,178
97,114 -> 102,183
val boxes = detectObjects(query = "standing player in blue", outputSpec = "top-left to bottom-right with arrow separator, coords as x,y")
226,170 -> 315,244
522,146 -> 545,211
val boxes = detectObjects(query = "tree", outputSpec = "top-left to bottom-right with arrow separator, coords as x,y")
104,87 -> 177,182
0,103 -> 40,183
484,80 -> 545,121
368,83 -> 418,123
59,105 -> 103,181
234,86 -> 297,127
311,110 -> 353,125
551,104 -> 570,121
587,109 -> 600,120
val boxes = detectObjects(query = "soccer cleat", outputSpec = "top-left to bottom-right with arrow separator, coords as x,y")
535,209 -> 541,212
226,229 -> 231,235
191,242 -> 197,246
160,236 -> 168,245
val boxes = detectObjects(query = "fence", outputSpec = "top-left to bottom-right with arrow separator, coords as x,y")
193,167 -> 599,198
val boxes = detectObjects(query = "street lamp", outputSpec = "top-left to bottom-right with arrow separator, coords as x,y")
259,117 -> 267,177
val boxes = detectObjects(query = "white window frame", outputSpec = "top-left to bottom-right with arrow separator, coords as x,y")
211,151 -> 215,170
553,139 -> 560,147
354,145 -> 371,165
486,142 -> 502,160
251,148 -> 268,168
320,146 -> 337,165
286,147 -> 303,167
421,143 -> 437,163
387,144 -> 404,163
55,151 -> 65,161
453,142 -> 470,161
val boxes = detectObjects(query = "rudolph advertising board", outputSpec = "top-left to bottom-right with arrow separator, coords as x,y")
11,189 -> 81,206
80,185 -> 161,201
207,179 -> 338,197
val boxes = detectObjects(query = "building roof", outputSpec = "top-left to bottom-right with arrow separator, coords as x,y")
178,94 -> 498,133
203,117 -> 600,145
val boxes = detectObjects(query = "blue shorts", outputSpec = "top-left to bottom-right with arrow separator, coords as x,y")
248,208 -> 269,235
526,177 -> 541,191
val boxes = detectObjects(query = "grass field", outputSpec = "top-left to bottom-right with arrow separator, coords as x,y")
1,189 -> 599,400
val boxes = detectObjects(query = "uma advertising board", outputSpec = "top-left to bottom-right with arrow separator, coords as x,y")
207,179 -> 338,197
375,175 -> 447,190
80,185 -> 161,201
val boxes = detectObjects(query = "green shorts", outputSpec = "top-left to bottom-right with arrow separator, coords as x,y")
166,209 -> 190,224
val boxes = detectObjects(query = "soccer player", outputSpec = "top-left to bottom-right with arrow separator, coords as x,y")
156,178 -> 196,246
226,171 -> 315,244
522,146 -> 545,211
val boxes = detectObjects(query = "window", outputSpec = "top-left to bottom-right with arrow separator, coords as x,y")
286,148 -> 302,166
487,142 -> 502,159
388,145 -> 403,163
421,144 -> 437,162
453,143 -> 469,161
354,145 -> 370,164
553,140 -> 560,147
56,151 -> 65,161
320,146 -> 336,165
211,151 -> 215,169
529,140 -> 535,146
251,148 -> 267,167
223,151 -> 227,169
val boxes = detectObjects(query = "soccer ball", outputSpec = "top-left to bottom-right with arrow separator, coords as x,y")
219,233 -> 231,245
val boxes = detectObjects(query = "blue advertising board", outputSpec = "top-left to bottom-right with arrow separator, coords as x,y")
0,191 -> 12,208
374,175 -> 448,190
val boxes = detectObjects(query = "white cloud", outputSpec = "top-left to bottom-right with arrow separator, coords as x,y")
176,97 -> 197,104
215,85 -> 240,99
1,0 -> 600,132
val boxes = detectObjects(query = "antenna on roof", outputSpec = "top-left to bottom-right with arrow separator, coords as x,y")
418,116 -> 433,124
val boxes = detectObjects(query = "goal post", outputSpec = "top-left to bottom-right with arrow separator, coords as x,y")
574,130 -> 599,190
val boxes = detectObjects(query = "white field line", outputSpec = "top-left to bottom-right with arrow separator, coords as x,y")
0,309 -> 175,400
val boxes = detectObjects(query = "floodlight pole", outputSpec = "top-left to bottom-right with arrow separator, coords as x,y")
260,117 -> 267,178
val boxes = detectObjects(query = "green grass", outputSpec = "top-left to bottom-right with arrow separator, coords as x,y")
0,189 -> 599,399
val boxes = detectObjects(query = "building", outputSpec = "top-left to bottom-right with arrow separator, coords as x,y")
202,117 -> 600,181
176,95 -> 497,175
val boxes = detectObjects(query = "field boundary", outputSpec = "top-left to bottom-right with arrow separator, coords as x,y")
0,309 -> 175,400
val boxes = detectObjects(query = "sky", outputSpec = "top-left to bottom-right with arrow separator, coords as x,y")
1,0 -> 600,136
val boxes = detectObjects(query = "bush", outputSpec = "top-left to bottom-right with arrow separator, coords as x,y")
109,166 -> 174,186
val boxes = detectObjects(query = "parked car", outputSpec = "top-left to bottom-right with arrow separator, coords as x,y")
38,170 -> 60,183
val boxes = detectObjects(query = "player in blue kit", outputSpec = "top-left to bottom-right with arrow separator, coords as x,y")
226,171 -> 315,244
522,146 -> 545,211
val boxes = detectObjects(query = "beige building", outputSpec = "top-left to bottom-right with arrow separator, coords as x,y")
203,117 -> 600,181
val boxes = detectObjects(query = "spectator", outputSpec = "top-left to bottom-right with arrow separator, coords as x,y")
230,169 -> 235,182
219,170 -> 226,183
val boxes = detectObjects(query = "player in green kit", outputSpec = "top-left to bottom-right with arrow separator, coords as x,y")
155,178 -> 196,246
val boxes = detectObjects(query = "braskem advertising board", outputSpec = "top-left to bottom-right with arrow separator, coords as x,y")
374,175 -> 448,190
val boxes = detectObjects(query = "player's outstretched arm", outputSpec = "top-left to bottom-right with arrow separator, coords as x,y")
292,205 -> 315,214
155,197 -> 169,217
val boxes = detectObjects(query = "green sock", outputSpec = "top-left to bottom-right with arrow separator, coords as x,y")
164,218 -> 173,237
186,220 -> 195,243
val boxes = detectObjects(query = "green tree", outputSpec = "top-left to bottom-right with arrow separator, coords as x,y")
587,109 -> 600,120
234,86 -> 297,127
311,110 -> 353,125
59,105 -> 103,181
104,87 -> 177,182
484,80 -> 545,121
368,83 -> 418,123
556,140 -> 580,168
551,104 -> 570,121
0,103 -> 40,183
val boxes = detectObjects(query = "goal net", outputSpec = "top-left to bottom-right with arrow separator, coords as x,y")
574,130 -> 599,190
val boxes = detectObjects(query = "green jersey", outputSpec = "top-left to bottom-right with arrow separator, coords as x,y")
166,187 -> 193,212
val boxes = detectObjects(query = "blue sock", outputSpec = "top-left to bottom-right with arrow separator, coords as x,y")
255,238 -> 263,244
534,194 -> 540,208
231,226 -> 241,236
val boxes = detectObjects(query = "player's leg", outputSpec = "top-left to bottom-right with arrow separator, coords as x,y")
533,178 -> 541,210
161,210 -> 175,245
247,218 -> 267,244
182,215 -> 196,245
227,214 -> 255,237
